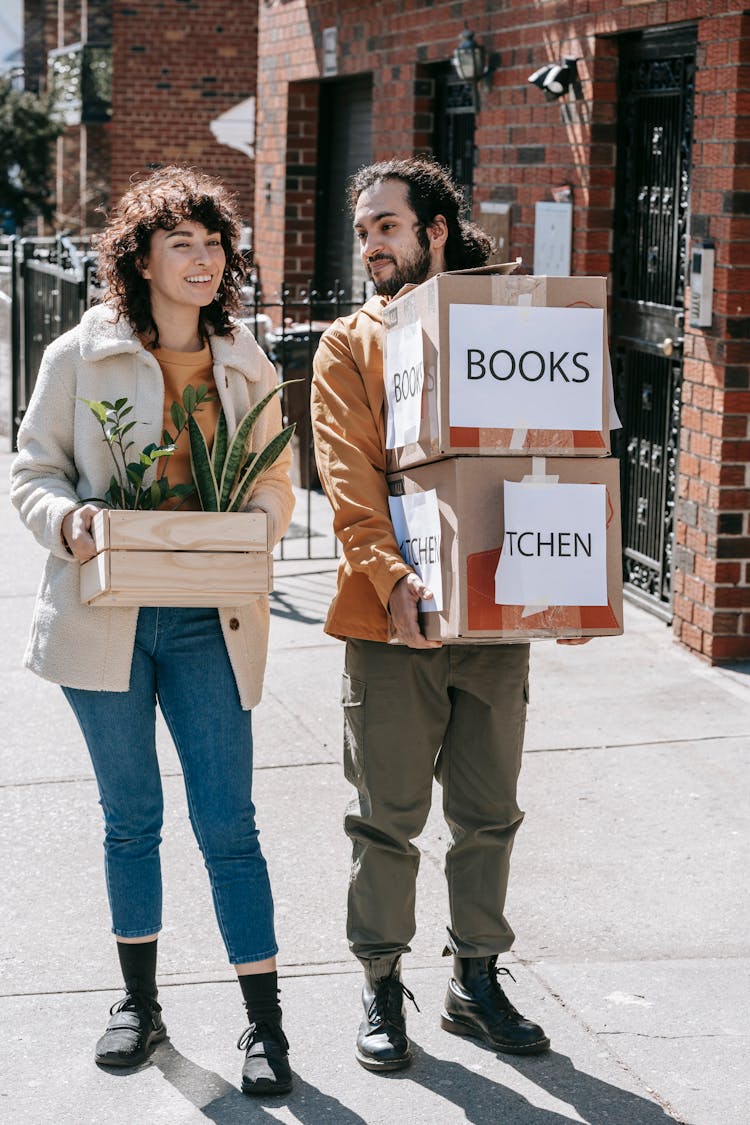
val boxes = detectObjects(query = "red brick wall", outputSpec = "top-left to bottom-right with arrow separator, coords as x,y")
254,2 -> 318,298
256,0 -> 750,662
673,10 -> 750,660
110,0 -> 257,227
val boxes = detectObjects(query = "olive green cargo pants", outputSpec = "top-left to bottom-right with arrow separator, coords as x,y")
342,638 -> 531,962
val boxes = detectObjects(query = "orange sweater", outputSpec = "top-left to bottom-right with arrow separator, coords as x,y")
153,343 -> 219,509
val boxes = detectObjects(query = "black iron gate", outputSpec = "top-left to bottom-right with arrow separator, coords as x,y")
9,236 -> 95,450
612,25 -> 696,618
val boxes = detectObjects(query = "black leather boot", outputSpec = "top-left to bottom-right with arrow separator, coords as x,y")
355,955 -> 419,1072
94,990 -> 166,1067
238,1016 -> 293,1096
441,956 -> 550,1054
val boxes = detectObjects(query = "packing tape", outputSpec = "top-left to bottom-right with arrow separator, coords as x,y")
521,457 -> 559,486
519,457 -> 556,616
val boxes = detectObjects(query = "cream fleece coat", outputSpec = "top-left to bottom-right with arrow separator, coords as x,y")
10,303 -> 295,709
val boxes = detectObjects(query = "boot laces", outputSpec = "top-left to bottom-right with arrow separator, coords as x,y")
237,1021 -> 290,1054
489,963 -> 522,1017
368,976 -> 420,1028
110,990 -> 161,1024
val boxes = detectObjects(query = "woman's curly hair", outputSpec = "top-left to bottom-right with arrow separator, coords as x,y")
93,166 -> 245,344
348,156 -> 493,271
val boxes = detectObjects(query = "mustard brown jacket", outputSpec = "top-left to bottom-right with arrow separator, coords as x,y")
311,295 -> 413,641
10,303 -> 294,709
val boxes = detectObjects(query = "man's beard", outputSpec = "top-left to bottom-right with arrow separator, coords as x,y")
367,238 -> 432,297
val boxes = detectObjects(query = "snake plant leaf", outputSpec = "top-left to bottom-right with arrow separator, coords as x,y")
217,380 -> 300,511
227,424 -> 296,512
188,415 -> 219,511
211,409 -> 229,481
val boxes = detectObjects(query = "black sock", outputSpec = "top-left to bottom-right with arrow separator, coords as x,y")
239,970 -> 281,1024
116,939 -> 158,998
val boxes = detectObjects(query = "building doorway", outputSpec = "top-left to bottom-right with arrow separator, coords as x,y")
432,67 -> 476,215
314,75 -> 373,295
612,24 -> 696,618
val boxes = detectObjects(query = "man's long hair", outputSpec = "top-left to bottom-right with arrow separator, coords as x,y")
94,165 -> 245,345
348,157 -> 493,270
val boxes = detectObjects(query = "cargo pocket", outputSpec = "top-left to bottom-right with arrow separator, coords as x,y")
342,672 -> 366,785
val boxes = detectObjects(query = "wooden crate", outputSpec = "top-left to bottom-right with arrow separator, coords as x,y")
80,509 -> 272,606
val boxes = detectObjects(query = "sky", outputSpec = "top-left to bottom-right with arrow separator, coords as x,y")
0,1 -> 22,69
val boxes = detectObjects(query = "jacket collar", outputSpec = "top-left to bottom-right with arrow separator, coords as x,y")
78,302 -> 260,381
360,294 -> 388,323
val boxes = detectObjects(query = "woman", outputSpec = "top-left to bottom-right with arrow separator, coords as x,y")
10,167 -> 295,1095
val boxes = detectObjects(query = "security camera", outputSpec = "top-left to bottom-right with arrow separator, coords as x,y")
528,57 -> 580,101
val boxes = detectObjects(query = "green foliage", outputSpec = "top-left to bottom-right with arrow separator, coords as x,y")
81,385 -> 213,510
189,381 -> 299,513
82,380 -> 296,513
0,77 -> 64,229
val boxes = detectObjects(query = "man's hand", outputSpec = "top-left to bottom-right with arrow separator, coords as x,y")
61,504 -> 100,562
556,637 -> 592,646
388,574 -> 442,649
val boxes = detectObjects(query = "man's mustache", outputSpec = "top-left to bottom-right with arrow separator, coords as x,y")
367,254 -> 395,265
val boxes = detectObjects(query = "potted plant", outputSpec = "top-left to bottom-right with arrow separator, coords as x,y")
79,383 -> 297,606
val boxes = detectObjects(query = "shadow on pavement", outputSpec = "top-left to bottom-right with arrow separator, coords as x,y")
405,1042 -> 687,1125
150,1038 -> 369,1124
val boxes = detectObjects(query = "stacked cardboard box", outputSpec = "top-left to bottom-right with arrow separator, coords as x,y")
383,268 -> 623,641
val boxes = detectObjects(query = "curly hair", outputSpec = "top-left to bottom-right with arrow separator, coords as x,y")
348,156 -> 493,271
93,166 -> 245,345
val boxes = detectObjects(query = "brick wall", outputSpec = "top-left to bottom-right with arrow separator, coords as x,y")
29,1 -> 259,233
256,0 -> 750,661
110,0 -> 257,226
673,10 -> 750,660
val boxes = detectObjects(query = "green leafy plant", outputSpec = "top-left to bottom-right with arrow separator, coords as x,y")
188,382 -> 298,512
81,384 -> 213,509
82,380 -> 298,512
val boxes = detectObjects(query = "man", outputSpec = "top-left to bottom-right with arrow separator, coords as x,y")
311,157 -> 550,1073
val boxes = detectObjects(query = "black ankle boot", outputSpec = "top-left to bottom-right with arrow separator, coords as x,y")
441,956 -> 550,1054
94,990 -> 166,1067
238,1016 -> 292,1095
355,955 -> 418,1072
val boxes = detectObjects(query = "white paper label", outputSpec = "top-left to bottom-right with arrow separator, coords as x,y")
388,489 -> 443,613
494,481 -> 608,607
449,305 -> 604,431
384,319 -> 424,449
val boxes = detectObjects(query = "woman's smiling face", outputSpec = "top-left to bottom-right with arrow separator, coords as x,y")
141,220 -> 226,318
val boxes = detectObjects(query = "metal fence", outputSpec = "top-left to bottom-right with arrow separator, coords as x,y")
2,237 -> 364,559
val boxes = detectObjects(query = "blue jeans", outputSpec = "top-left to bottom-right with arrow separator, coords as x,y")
62,606 -> 277,964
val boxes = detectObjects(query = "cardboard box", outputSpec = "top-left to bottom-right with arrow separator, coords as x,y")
383,269 -> 615,471
80,509 -> 272,607
387,456 -> 623,641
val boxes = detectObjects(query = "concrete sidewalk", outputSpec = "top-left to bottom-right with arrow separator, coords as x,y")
1,447 -> 748,1125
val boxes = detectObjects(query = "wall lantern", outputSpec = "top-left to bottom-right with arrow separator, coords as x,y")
528,57 -> 581,101
451,27 -> 495,90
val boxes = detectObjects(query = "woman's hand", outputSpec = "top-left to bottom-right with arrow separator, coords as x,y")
556,637 -> 592,646
61,504 -> 100,562
388,574 -> 442,649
